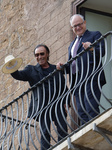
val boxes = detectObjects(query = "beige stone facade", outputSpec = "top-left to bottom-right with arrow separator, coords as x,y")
0,0 -> 75,108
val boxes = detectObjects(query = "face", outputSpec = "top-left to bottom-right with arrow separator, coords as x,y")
71,16 -> 86,36
34,46 -> 49,68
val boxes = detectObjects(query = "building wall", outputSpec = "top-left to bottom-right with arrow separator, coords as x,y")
0,0 -> 75,108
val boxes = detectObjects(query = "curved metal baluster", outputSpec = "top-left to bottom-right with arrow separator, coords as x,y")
54,70 -> 71,134
39,112 -> 51,150
28,87 -> 41,150
19,93 -> 33,149
0,113 -> 5,141
0,113 -> 4,139
73,53 -> 92,124
53,70 -> 73,140
61,65 -> 79,128
49,72 -> 64,141
12,101 -> 20,150
60,93 -> 79,131
89,43 -> 106,112
33,118 -> 42,149
11,99 -> 24,150
76,55 -> 92,124
63,67 -> 79,129
44,76 -> 58,144
46,106 -> 57,143
48,78 -> 51,104
7,105 -> 16,150
5,102 -> 21,150
29,88 -> 41,149
70,55 -> 88,124
43,77 -> 55,143
87,37 -> 111,114
55,98 -> 68,135
1,109 -> 8,149
23,93 -> 31,150
18,96 -> 26,150
60,68 -> 79,130
31,77 -> 57,149
39,77 -> 60,149
84,45 -> 104,116
46,72 -> 64,145
1,107 -> 14,150
29,82 -> 47,149
28,120 -> 38,150
98,35 -> 112,104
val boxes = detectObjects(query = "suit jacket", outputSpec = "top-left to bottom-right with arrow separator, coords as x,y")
11,63 -> 70,120
68,30 -> 106,86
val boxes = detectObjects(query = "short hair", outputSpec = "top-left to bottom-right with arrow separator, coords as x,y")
70,14 -> 84,26
34,44 -> 50,60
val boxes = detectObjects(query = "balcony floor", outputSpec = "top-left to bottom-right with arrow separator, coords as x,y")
52,108 -> 112,150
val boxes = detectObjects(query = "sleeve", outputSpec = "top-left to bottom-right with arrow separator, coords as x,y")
94,31 -> 105,57
11,65 -> 31,81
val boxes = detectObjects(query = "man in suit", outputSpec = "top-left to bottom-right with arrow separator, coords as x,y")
57,14 -> 106,124
11,44 -> 70,150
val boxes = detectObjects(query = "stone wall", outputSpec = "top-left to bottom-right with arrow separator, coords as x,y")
0,0 -> 75,107
0,0 -> 75,149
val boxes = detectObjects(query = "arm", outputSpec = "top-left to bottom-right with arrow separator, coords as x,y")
82,31 -> 105,57
56,62 -> 63,70
11,65 -> 30,81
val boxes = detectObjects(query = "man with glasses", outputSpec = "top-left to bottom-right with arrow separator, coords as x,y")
57,14 -> 106,124
11,44 -> 70,150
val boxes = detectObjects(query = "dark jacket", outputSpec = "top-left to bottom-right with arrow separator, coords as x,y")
11,63 -> 70,120
68,30 -> 106,86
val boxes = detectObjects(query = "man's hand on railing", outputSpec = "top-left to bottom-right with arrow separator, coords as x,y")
82,42 -> 94,51
56,62 -> 63,70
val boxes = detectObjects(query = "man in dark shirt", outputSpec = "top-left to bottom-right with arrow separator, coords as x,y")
11,44 -> 70,150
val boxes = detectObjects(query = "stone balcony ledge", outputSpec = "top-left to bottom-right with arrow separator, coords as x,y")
52,108 -> 112,150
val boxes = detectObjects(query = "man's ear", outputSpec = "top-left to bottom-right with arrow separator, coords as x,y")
84,20 -> 86,24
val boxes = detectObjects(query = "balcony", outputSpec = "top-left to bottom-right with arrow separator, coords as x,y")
0,31 -> 112,150
51,108 -> 112,150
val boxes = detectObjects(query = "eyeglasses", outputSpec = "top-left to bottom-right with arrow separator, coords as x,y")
35,52 -> 45,57
72,21 -> 84,29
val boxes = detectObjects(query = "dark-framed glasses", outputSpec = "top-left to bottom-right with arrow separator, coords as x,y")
72,21 -> 84,29
35,52 -> 45,57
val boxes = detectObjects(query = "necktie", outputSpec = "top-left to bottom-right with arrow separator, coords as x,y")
72,37 -> 81,74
